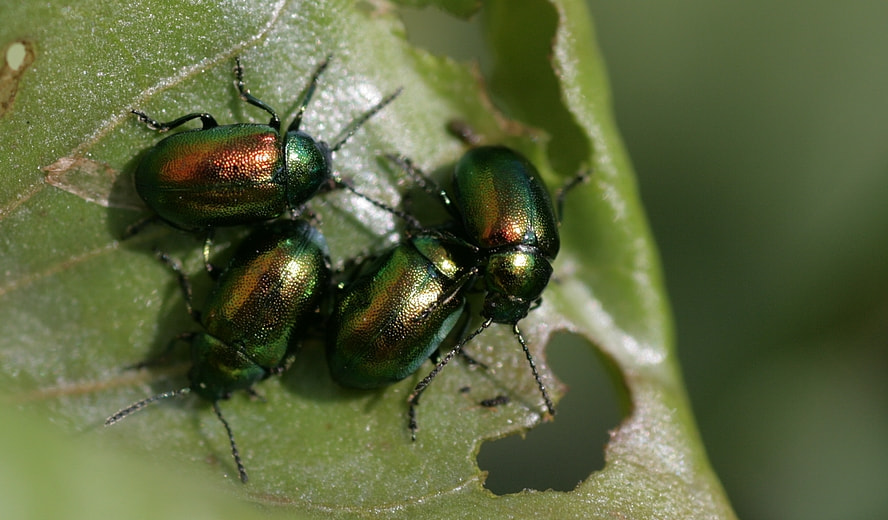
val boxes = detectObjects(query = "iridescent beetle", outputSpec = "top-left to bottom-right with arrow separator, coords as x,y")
107,219 -> 331,482
328,143 -> 586,438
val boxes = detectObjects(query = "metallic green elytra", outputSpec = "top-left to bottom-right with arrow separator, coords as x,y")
134,125 -> 329,230
106,219 -> 331,482
454,146 -> 560,256
328,234 -> 470,388
130,56 -> 400,234
188,219 -> 331,400
328,146 -> 584,439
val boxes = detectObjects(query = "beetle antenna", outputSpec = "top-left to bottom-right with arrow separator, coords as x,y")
213,401 -> 248,483
554,169 -> 591,223
383,154 -> 460,221
287,54 -> 332,133
329,87 -> 403,153
105,387 -> 191,426
408,318 -> 491,441
333,179 -> 422,230
512,323 -> 555,417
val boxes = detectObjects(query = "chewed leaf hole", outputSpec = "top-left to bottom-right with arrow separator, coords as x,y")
477,332 -> 624,493
397,6 -> 487,64
1,39 -> 36,118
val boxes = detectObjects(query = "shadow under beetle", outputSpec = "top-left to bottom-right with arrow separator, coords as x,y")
129,56 -> 401,270
106,219 -> 331,483
327,145 -> 586,439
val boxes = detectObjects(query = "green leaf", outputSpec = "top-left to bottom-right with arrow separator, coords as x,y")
0,0 -> 736,518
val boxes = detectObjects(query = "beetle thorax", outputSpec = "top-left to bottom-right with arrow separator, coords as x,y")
283,131 -> 334,207
482,245 -> 553,323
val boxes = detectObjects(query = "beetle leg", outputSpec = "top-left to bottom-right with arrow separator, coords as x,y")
132,109 -> 218,131
233,57 -> 280,131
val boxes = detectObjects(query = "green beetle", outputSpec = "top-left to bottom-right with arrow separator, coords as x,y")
106,219 -> 331,482
129,56 -> 400,269
328,234 -> 471,389
328,146 -> 585,439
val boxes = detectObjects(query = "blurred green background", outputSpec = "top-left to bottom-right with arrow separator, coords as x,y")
592,2 -> 888,519
405,2 -> 888,519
